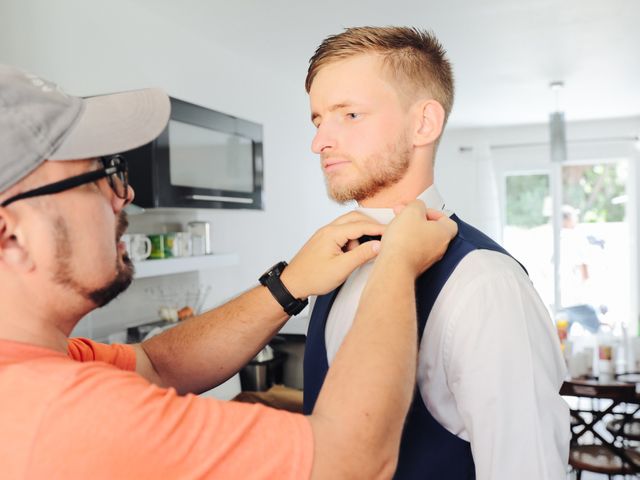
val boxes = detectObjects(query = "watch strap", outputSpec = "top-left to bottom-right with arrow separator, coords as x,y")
259,262 -> 308,316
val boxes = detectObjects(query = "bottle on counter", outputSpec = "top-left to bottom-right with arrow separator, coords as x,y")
596,328 -> 616,382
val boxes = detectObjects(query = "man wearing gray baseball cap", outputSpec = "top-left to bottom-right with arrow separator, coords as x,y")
0,64 -> 457,478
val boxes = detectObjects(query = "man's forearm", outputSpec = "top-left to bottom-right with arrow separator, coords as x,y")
136,214 -> 384,394
139,285 -> 288,394
309,256 -> 418,479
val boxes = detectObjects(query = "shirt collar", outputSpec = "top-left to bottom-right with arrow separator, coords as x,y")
355,185 -> 450,225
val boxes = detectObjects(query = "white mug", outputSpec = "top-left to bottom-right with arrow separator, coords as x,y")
122,233 -> 152,261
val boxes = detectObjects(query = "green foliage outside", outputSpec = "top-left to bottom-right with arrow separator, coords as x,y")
506,174 -> 549,227
563,164 -> 626,223
506,163 -> 627,228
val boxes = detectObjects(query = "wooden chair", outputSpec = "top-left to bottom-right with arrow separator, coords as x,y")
562,379 -> 640,478
569,444 -> 640,479
606,416 -> 640,443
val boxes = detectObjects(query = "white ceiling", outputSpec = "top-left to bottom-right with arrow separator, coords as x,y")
146,0 -> 640,128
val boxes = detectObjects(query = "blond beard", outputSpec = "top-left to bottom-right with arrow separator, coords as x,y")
325,137 -> 412,204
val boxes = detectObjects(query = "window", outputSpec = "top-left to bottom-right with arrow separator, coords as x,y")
503,160 -> 631,334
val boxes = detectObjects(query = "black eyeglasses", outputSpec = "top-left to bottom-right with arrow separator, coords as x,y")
1,155 -> 129,208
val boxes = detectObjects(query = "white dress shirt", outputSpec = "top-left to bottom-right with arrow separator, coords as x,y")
322,186 -> 570,480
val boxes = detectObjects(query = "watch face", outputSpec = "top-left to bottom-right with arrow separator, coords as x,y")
271,261 -> 287,276
260,261 -> 288,285
258,260 -> 308,315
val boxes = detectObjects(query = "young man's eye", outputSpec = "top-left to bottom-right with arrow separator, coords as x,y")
347,113 -> 360,119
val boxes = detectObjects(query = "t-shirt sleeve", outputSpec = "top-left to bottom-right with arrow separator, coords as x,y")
29,364 -> 314,479
67,337 -> 136,371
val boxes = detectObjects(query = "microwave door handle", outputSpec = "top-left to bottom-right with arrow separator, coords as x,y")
186,194 -> 254,205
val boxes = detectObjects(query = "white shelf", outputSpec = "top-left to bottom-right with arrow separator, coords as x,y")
134,253 -> 239,278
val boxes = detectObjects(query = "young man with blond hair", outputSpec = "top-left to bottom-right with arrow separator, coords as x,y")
303,26 -> 569,480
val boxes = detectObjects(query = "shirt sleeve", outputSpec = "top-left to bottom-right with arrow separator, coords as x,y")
67,337 -> 136,371
441,253 -> 569,480
29,363 -> 314,479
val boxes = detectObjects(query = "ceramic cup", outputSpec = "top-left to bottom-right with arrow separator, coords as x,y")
121,233 -> 152,261
163,232 -> 178,258
148,234 -> 165,259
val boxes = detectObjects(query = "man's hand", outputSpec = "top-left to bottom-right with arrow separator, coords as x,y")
377,200 -> 458,277
281,211 -> 385,299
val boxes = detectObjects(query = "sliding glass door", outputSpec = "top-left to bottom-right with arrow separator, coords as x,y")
503,160 -> 630,333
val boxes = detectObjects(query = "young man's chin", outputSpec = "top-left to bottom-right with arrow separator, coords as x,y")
327,186 -> 356,204
325,176 -> 355,201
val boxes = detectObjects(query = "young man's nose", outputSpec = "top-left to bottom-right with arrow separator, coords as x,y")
311,123 -> 337,154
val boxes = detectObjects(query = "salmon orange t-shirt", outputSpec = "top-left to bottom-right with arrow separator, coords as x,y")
0,337 -> 313,479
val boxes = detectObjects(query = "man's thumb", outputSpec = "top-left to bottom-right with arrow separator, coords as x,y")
337,240 -> 380,272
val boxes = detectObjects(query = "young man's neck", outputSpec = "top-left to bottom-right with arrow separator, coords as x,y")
358,176 -> 434,209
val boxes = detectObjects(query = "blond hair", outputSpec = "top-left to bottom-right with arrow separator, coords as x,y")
306,26 -> 455,124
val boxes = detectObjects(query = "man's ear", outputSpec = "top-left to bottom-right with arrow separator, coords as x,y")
0,208 -> 34,272
413,99 -> 445,147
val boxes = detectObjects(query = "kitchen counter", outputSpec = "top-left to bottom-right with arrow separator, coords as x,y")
233,385 -> 303,413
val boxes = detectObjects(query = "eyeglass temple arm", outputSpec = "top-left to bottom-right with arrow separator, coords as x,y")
0,169 -> 111,207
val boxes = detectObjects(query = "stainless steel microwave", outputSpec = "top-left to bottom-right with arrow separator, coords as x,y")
124,97 -> 263,210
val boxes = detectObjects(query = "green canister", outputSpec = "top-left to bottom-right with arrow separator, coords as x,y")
148,234 -> 165,259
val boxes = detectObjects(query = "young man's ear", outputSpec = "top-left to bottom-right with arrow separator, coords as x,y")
414,99 -> 445,147
0,208 -> 34,272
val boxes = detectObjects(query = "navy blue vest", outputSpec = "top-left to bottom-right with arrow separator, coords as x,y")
303,214 -> 525,479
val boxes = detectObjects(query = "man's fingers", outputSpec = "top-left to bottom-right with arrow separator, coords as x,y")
344,239 -> 360,252
331,221 -> 385,246
392,203 -> 407,215
329,210 -> 375,226
391,199 -> 426,219
425,208 -> 445,221
407,199 -> 427,215
437,215 -> 458,239
334,240 -> 380,273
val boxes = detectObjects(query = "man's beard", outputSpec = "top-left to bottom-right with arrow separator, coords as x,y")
52,212 -> 133,308
324,134 -> 412,204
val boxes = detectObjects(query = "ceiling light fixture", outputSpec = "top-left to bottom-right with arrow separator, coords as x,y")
549,81 -> 567,163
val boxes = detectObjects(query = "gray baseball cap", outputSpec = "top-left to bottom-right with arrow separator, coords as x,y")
0,64 -> 170,193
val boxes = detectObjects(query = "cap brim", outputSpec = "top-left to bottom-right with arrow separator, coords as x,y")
49,88 -> 170,161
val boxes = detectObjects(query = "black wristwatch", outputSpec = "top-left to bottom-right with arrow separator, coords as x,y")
259,261 -> 308,316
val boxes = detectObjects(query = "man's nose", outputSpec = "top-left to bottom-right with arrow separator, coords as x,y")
311,123 -> 336,154
113,184 -> 135,212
